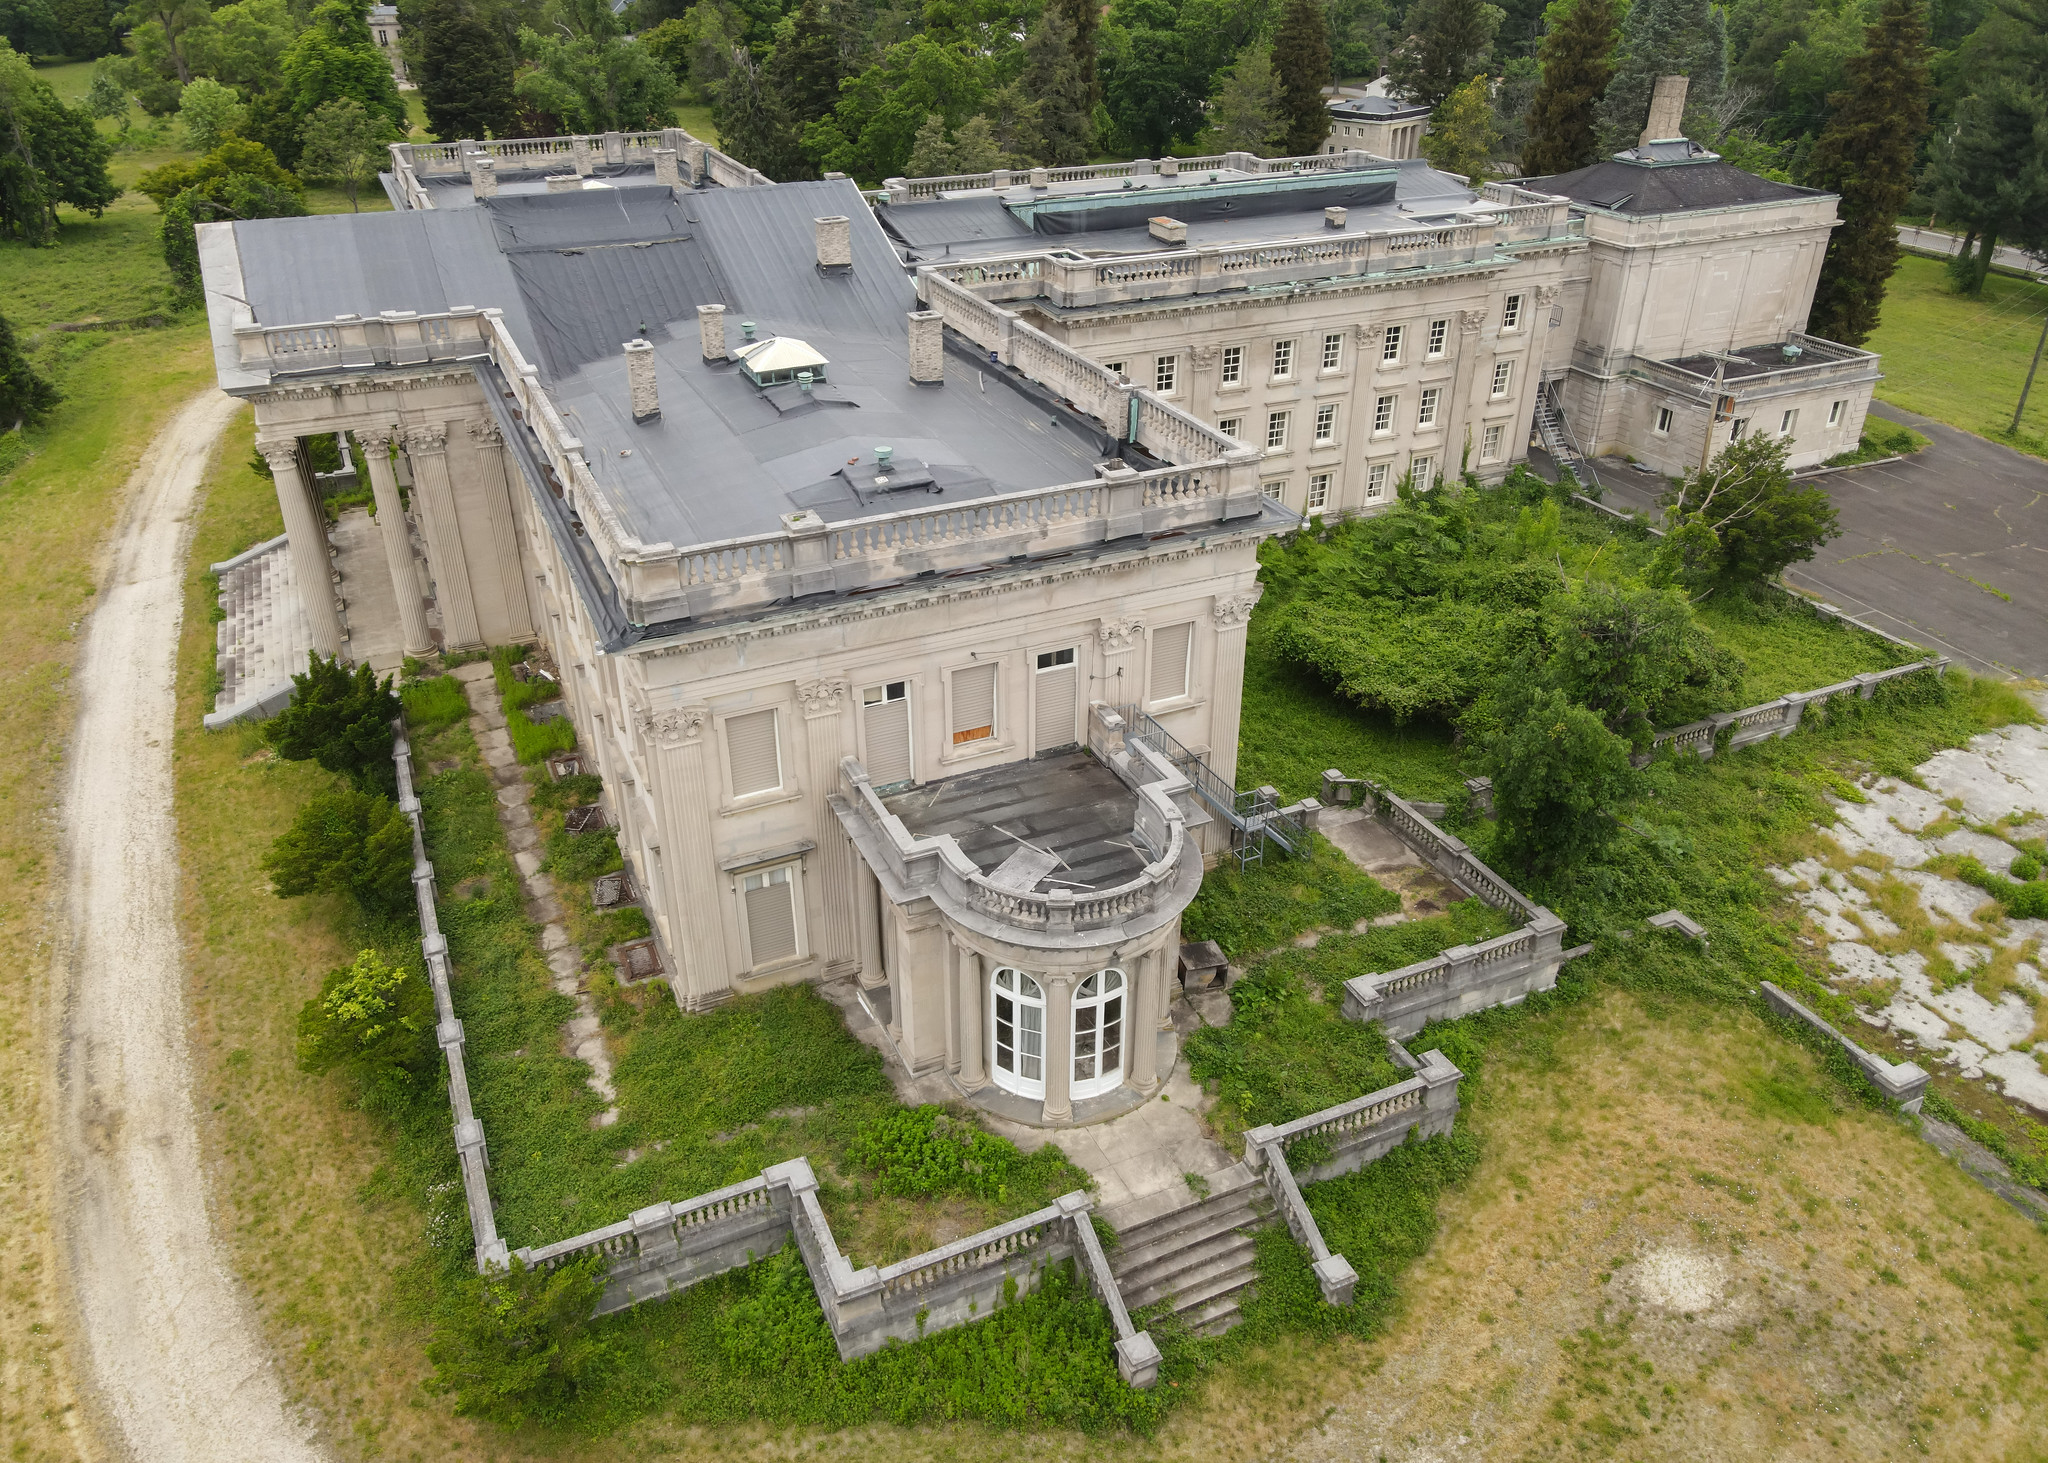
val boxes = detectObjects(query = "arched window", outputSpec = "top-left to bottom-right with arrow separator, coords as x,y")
1071,968 -> 1125,1101
990,968 -> 1044,1099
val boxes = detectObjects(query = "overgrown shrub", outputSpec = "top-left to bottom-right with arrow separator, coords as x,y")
544,824 -> 625,882
265,652 -> 401,793
1488,685 -> 1637,878
426,1255 -> 617,1424
261,786 -> 416,917
400,673 -> 469,735
1954,856 -> 2048,918
295,948 -> 435,1109
1181,832 -> 1399,959
847,1105 -> 1083,1205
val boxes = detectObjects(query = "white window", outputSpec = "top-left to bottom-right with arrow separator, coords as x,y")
1272,339 -> 1295,380
1154,355 -> 1177,394
991,967 -> 1045,1098
1220,344 -> 1243,385
1491,360 -> 1513,398
950,662 -> 998,746
1306,472 -> 1331,511
1374,394 -> 1395,434
1321,332 -> 1344,371
1261,477 -> 1289,502
725,709 -> 782,797
1314,402 -> 1337,444
1070,967 -> 1126,1100
1149,621 -> 1193,703
1427,318 -> 1448,357
1218,415 -> 1244,439
1367,462 -> 1390,499
1103,360 -> 1125,380
861,681 -> 912,788
1481,424 -> 1503,461
1503,294 -> 1523,331
1381,324 -> 1404,364
1266,410 -> 1290,450
1780,408 -> 1800,436
1655,406 -> 1674,435
741,863 -> 800,967
1410,454 -> 1435,492
1033,648 -> 1077,753
1731,417 -> 1750,441
1418,387 -> 1441,428
1828,399 -> 1845,427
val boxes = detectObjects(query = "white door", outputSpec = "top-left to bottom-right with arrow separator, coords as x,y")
1070,968 -> 1126,1101
1033,648 -> 1077,753
862,681 -> 912,788
990,968 -> 1045,1099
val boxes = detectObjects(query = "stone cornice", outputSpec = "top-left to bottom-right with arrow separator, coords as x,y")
245,366 -> 479,406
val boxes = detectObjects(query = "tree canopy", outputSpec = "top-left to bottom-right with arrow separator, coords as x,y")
0,42 -> 118,243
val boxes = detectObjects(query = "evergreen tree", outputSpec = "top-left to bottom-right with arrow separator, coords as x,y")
1388,0 -> 1500,111
1273,0 -> 1333,155
416,0 -> 518,141
0,43 -> 119,244
1519,0 -> 1620,176
1594,0 -> 1725,153
1422,72 -> 1499,181
1051,0 -> 1100,108
1924,77 -> 2048,294
1020,4 -> 1092,165
766,0 -> 843,129
714,45 -> 802,178
1806,0 -> 1930,345
1208,41 -> 1284,155
265,651 -> 402,793
0,311 -> 59,430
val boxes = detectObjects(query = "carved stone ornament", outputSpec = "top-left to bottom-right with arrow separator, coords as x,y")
797,677 -> 851,717
1460,308 -> 1487,334
467,417 -> 504,448
1097,616 -> 1145,653
354,424 -> 398,452
1190,344 -> 1218,368
404,422 -> 449,455
1534,284 -> 1561,308
640,707 -> 708,747
254,438 -> 300,471
1211,590 -> 1262,630
1353,322 -> 1385,347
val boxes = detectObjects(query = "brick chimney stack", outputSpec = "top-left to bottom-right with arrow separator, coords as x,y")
625,340 -> 659,423
1640,76 -> 1689,145
698,303 -> 727,361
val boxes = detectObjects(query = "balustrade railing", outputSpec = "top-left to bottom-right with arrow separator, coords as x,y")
1647,658 -> 1947,760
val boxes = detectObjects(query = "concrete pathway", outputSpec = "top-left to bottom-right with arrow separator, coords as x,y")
54,388 -> 329,1462
1896,223 -> 2044,277
453,662 -> 618,1121
330,506 -> 403,673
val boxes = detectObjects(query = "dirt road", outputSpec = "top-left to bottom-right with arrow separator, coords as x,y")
51,389 -> 328,1463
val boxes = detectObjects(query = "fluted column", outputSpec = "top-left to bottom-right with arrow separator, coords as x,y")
641,706 -> 731,1008
1041,972 -> 1076,1124
1206,589 -> 1261,787
1128,946 -> 1160,1094
798,678 -> 858,973
354,427 -> 434,656
955,942 -> 986,1088
257,437 -> 344,658
854,854 -> 885,988
403,421 -> 482,650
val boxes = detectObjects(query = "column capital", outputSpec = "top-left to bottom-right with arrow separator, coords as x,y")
1211,588 -> 1261,631
1097,616 -> 1145,653
796,677 -> 850,719
639,706 -> 707,749
404,422 -> 448,456
1459,307 -> 1486,335
354,424 -> 399,451
254,437 -> 300,471
467,417 -> 504,448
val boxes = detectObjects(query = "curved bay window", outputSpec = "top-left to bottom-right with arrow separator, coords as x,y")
990,968 -> 1045,1099
1071,968 -> 1125,1101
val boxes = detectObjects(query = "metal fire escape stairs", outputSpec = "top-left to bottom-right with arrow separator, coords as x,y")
1113,706 -> 1316,871
1531,379 -> 1601,494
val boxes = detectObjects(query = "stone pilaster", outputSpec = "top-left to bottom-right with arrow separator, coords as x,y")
955,941 -> 986,1088
403,421 -> 482,650
797,677 -> 858,974
355,427 -> 434,656
641,706 -> 731,1008
1041,973 -> 1076,1124
257,437 -> 344,658
1096,615 -> 1146,712
1205,589 -> 1261,787
465,417 -> 534,642
1127,946 -> 1160,1094
1448,307 -> 1487,480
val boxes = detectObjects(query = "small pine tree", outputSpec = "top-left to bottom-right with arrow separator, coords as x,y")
1272,0 -> 1333,156
0,312 -> 59,431
713,44 -> 801,179
1208,43 -> 1285,156
1422,73 -> 1499,183
261,787 -> 417,916
1020,5 -> 1092,166
266,651 -> 402,792
1388,0 -> 1502,111
1050,0 -> 1100,108
1519,0 -> 1621,176
766,0 -> 843,131
416,0 -> 518,142
1594,0 -> 1726,154
1923,78 -> 2048,296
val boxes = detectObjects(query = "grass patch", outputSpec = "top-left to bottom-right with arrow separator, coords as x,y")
1693,591 -> 1915,704
1823,417 -> 1930,467
401,673 -> 471,736
1865,252 -> 2048,455
1180,832 -> 1400,960
490,645 -> 578,764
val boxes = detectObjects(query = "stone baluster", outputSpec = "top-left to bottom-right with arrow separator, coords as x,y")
256,437 -> 345,658
641,707 -> 731,1008
354,427 -> 434,656
402,422 -> 482,650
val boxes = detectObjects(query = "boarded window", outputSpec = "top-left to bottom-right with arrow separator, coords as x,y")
862,682 -> 912,787
1033,649 -> 1077,753
951,662 -> 997,744
1150,622 -> 1193,703
726,708 -> 781,795
742,865 -> 797,965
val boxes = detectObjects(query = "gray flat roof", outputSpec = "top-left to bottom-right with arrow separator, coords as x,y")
401,163 -> 690,209
884,751 -> 1149,889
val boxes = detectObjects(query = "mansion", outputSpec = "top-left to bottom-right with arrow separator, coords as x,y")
197,79 -> 1878,1126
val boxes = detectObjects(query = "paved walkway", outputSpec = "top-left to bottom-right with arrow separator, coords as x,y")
330,506 -> 404,672
1896,224 -> 2044,277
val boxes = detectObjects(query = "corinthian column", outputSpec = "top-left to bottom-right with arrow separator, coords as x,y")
403,421 -> 482,651
797,677 -> 858,974
257,437 -> 344,658
641,706 -> 732,1008
354,427 -> 433,656
1205,588 -> 1262,788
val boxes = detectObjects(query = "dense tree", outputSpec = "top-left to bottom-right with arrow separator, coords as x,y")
1272,0 -> 1333,154
52,0 -> 119,58
1487,684 -> 1637,877
1101,4 -> 1208,158
147,136 -> 308,300
299,96 -> 399,208
1657,433 -> 1842,589
1329,0 -> 1390,78
295,950 -> 435,1108
265,650 -> 402,791
84,58 -> 127,127
282,0 -> 410,132
176,75 -> 246,151
1387,0 -> 1500,110
1050,0 -> 1101,106
0,44 -> 118,244
1208,42 -> 1284,154
262,787 -> 417,916
115,0 -> 209,83
1,0 -> 61,56
427,1255 -> 614,1424
1421,72 -> 1498,180
0,312 -> 59,429
1519,0 -> 1619,175
804,33 -> 989,180
716,44 -> 804,176
1019,3 -> 1092,165
1806,0 -> 1931,345
1594,0 -> 1727,153
415,0 -> 518,140
765,0 -> 844,128
517,0 -> 680,131
1924,77 -> 2048,292
184,0 -> 296,93
905,109 -> 1005,172
1541,580 -> 1744,743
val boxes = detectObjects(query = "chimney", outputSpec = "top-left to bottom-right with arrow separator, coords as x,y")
698,302 -> 727,361
1030,166 -> 1050,189
908,310 -> 944,384
652,147 -> 679,187
1324,205 -> 1347,229
1640,75 -> 1689,145
625,339 -> 659,423
545,172 -> 580,193
814,214 -> 852,269
1149,215 -> 1188,245
683,138 -> 707,184
471,158 -> 498,201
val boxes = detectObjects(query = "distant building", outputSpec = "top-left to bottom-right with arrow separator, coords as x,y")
369,3 -> 407,84
1322,88 -> 1431,162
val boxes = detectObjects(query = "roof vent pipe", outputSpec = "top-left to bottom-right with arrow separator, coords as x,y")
740,320 -> 757,341
876,446 -> 893,468
698,303 -> 727,361
814,214 -> 852,269
625,339 -> 660,423
1640,75 -> 1689,146
907,310 -> 944,384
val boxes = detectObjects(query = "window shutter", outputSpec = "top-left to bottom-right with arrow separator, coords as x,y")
726,709 -> 781,795
1149,622 -> 1193,703
864,695 -> 913,786
744,871 -> 797,964
1034,661 -> 1077,752
951,663 -> 997,744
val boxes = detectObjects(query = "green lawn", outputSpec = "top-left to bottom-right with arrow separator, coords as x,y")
1867,252 -> 2048,454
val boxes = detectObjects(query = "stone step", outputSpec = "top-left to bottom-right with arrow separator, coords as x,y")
1120,1242 -> 1260,1317
1107,1163 -> 1263,1251
1188,1293 -> 1248,1337
1110,1198 -> 1263,1290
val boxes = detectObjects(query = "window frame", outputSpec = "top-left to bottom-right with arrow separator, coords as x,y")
1417,386 -> 1441,429
1260,477 -> 1289,504
1031,646 -> 1079,755
1373,393 -> 1396,435
1780,407 -> 1800,436
1654,406 -> 1674,436
1481,424 -> 1503,462
720,706 -> 786,804
1306,471 -> 1332,512
1426,318 -> 1448,358
1313,402 -> 1338,445
947,660 -> 1000,749
1828,399 -> 1845,427
1217,414 -> 1244,440
1266,409 -> 1290,451
1502,293 -> 1523,331
1381,324 -> 1404,365
1410,453 -> 1435,492
1220,344 -> 1243,386
736,858 -> 806,972
1367,462 -> 1391,500
1148,621 -> 1195,706
859,679 -> 914,790
1271,338 -> 1295,381
1154,354 -> 1177,394
1320,332 -> 1344,372
1490,360 -> 1513,399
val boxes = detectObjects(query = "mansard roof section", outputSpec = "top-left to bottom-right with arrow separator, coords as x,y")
1513,153 -> 1827,218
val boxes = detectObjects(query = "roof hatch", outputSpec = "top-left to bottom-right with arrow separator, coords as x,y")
735,335 -> 830,386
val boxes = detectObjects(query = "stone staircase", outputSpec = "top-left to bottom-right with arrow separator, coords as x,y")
1105,1163 -> 1269,1336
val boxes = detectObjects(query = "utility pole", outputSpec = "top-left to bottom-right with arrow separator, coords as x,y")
2012,306 -> 2048,436
1696,351 -> 1749,474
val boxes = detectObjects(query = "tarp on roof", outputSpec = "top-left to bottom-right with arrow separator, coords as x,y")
1514,157 -> 1822,215
1030,176 -> 1396,235
877,194 -> 1034,254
